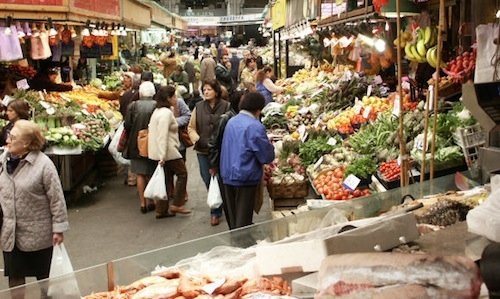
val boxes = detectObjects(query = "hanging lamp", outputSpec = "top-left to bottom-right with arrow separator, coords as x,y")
379,0 -> 419,18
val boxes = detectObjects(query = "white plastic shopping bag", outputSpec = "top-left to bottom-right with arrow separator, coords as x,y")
108,122 -> 131,166
475,23 -> 499,83
144,164 -> 167,200
207,176 -> 223,209
47,244 -> 81,298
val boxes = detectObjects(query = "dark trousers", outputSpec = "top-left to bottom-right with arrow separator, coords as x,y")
223,184 -> 257,229
156,158 -> 187,215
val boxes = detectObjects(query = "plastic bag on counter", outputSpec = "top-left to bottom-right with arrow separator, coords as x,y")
173,246 -> 259,279
144,164 -> 167,200
467,188 -> 500,242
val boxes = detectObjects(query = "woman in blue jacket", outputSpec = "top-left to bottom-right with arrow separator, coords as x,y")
220,92 -> 275,229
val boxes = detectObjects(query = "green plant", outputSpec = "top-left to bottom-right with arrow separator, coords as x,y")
345,156 -> 377,179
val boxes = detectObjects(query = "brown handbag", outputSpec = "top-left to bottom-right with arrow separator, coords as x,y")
137,129 -> 149,157
178,126 -> 193,147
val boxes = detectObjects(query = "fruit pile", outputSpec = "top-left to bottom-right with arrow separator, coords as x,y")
313,167 -> 371,200
378,160 -> 401,182
443,50 -> 476,83
402,27 -> 438,64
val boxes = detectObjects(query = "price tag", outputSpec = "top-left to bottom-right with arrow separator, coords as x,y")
327,137 -> 337,146
16,79 -> 30,90
414,134 -> 429,152
2,95 -> 14,106
343,174 -> 361,191
411,168 -> 421,176
39,101 -> 51,109
46,107 -> 56,115
397,155 -> 402,166
202,278 -> 226,295
301,132 -> 309,142
81,109 -> 90,116
314,156 -> 324,170
367,85 -> 373,97
353,98 -> 362,114
362,106 -> 372,119
392,95 -> 401,117
38,91 -> 45,102
298,125 -> 306,139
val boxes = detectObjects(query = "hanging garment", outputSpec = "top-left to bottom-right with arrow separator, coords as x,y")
51,42 -> 62,62
31,32 -> 52,60
0,26 -> 23,61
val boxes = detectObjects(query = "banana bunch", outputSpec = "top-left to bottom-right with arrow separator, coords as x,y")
425,46 -> 445,68
393,31 -> 413,48
404,26 -> 438,63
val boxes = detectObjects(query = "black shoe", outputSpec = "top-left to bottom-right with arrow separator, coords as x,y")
156,212 -> 176,219
140,206 -> 148,214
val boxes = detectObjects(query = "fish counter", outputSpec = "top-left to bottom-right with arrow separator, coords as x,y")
0,173 -> 493,299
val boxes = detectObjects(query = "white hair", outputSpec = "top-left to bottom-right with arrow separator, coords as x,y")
139,81 -> 156,98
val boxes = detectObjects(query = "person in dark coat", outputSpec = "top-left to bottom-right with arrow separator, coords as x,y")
29,68 -> 73,92
215,54 -> 233,93
229,49 -> 240,85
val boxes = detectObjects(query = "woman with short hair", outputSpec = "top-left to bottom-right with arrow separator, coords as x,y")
188,80 -> 231,226
0,99 -> 31,146
0,120 -> 69,297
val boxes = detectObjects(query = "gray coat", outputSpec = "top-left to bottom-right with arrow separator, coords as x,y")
123,97 -> 156,159
0,151 -> 69,252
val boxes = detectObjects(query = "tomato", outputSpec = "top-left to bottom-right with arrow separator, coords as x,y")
334,194 -> 342,200
353,190 -> 361,197
335,171 -> 344,179
317,187 -> 324,194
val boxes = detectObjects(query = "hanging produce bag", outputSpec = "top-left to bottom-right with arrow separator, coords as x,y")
31,32 -> 52,60
475,23 -> 499,83
0,25 -> 23,61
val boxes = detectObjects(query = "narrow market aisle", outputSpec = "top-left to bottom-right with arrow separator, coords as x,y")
0,148 -> 273,291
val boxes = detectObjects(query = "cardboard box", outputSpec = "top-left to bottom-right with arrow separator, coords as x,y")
256,213 -> 419,275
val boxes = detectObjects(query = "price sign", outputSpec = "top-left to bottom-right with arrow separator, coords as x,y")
2,95 -> 14,106
353,98 -> 362,114
327,137 -> 337,146
314,156 -> 324,170
397,155 -> 402,166
414,134 -> 429,152
367,85 -> 373,97
362,106 -> 372,119
392,95 -> 401,117
46,107 -> 56,115
343,174 -> 361,191
16,79 -> 30,90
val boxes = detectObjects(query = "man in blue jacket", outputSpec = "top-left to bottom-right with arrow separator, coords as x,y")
220,92 -> 275,229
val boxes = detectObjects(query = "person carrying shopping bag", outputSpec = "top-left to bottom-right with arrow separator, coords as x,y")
148,86 -> 191,218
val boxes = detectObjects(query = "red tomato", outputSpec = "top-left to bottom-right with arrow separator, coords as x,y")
353,190 -> 361,197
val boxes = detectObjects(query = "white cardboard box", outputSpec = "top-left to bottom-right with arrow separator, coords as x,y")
256,212 -> 419,275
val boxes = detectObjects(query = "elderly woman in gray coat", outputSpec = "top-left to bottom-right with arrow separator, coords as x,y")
0,120 -> 69,296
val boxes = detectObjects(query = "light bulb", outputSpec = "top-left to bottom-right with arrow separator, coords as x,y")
374,39 -> 386,53
385,21 -> 390,32
49,27 -> 58,36
81,28 -> 90,36
4,27 -> 12,35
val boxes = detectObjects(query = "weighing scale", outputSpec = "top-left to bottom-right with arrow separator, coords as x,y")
462,81 -> 500,183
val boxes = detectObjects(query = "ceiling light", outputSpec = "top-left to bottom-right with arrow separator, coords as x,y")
374,38 -> 386,53
81,27 -> 90,36
4,16 -> 12,35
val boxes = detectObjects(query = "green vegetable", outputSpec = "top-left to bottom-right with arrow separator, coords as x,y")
345,156 -> 377,179
299,136 -> 335,166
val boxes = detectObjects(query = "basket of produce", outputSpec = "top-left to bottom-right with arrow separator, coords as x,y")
267,173 -> 309,199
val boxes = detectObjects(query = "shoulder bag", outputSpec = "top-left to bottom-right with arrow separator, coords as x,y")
137,129 -> 149,158
178,126 -> 193,147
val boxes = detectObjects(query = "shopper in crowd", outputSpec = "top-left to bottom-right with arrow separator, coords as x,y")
207,89 -> 245,229
0,99 -> 30,147
130,64 -> 144,87
188,80 -> 231,226
161,51 -> 177,80
148,86 -> 191,218
238,50 -> 251,79
0,120 -> 69,297
200,49 -> 217,83
171,65 -> 190,92
210,43 -> 218,59
123,81 -> 157,214
182,55 -> 196,92
29,67 -> 73,92
229,49 -> 240,85
220,92 -> 275,229
255,66 -> 283,106
215,54 -> 234,93
187,90 -> 203,111
239,57 -> 257,89
119,72 -> 139,187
